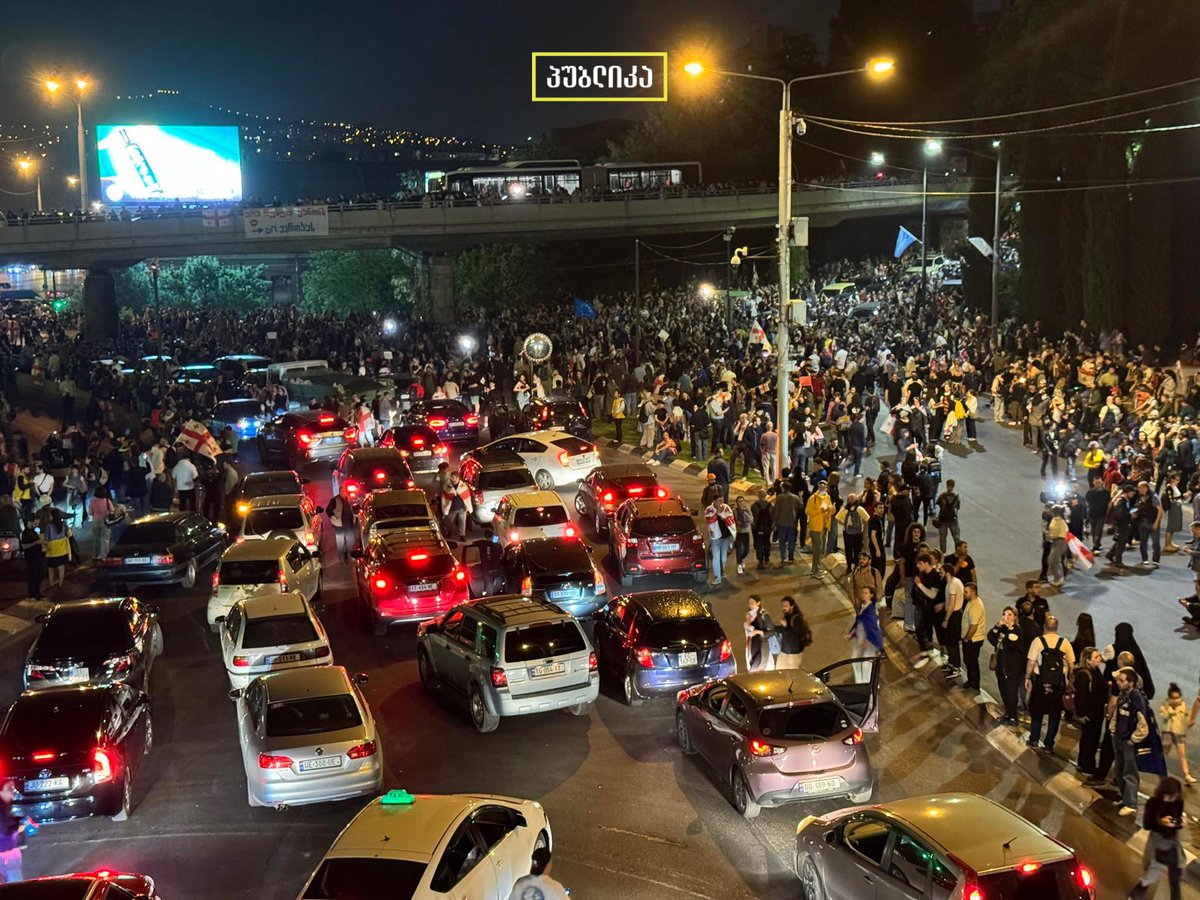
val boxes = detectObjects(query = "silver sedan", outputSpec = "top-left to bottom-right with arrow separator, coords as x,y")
231,666 -> 382,808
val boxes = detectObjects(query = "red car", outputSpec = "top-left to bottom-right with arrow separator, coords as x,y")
0,870 -> 162,897
353,527 -> 468,635
574,463 -> 666,536
609,497 -> 706,587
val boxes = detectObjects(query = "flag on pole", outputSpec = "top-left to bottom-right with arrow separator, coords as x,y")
178,420 -> 223,461
749,320 -> 767,345
572,298 -> 597,320
894,225 -> 920,258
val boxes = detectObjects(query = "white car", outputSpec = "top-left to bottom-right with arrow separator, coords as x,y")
207,538 -> 323,631
218,591 -> 332,690
477,430 -> 599,489
298,791 -> 552,899
492,491 -> 576,547
238,493 -> 323,552
905,253 -> 945,275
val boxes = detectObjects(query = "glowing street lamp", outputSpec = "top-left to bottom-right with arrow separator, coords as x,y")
683,61 -> 704,77
869,152 -> 886,167
919,139 -> 944,302
698,282 -> 715,299
42,75 -> 90,209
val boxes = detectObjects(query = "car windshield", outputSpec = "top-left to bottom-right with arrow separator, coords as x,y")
37,608 -> 132,658
631,515 -> 694,537
220,560 -> 281,585
513,506 -> 568,527
757,702 -> 851,740
504,621 -> 586,662
242,614 -> 318,649
302,858 -> 426,899
244,508 -> 305,535
977,861 -> 1084,898
643,618 -> 723,648
265,694 -> 362,737
116,521 -> 175,545
479,469 -> 534,491
219,401 -> 263,419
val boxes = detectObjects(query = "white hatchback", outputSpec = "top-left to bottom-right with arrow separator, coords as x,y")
218,591 -> 331,690
237,493 -> 323,552
492,491 -> 576,547
207,538 -> 323,631
477,430 -> 600,489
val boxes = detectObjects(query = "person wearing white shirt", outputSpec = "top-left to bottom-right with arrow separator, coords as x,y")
172,456 -> 199,512
938,562 -> 965,678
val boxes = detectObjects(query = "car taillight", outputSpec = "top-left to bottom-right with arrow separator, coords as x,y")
491,667 -> 508,687
627,485 -> 645,495
1076,864 -> 1094,894
564,525 -> 576,538
520,575 -> 531,595
106,654 -> 133,673
258,753 -> 293,770
347,740 -> 377,760
232,655 -> 250,668
435,444 -> 449,455
1018,862 -> 1040,874
593,566 -> 605,594
843,728 -> 864,746
278,568 -> 287,589
380,434 -> 395,448
428,417 -> 448,428
635,647 -> 654,668
748,739 -> 785,757
373,576 -> 389,591
409,551 -> 429,562
718,638 -> 732,661
412,436 -> 425,448
27,669 -> 45,680
509,530 -> 521,543
691,533 -> 705,542
406,480 -> 415,488
453,567 -> 467,583
150,554 -> 173,565
318,414 -> 336,426
315,645 -> 331,658
465,414 -> 479,426
236,501 -> 251,516
373,469 -> 388,483
344,481 -> 360,496
1,541 -> 10,552
92,747 -> 114,783
212,572 -> 220,591
588,651 -> 598,672
297,430 -> 314,446
966,887 -> 982,900
656,487 -> 668,498
343,427 -> 357,443
558,451 -> 569,466
602,490 -> 614,507
31,750 -> 56,762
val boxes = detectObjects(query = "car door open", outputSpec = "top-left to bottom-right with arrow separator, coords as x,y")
814,657 -> 882,732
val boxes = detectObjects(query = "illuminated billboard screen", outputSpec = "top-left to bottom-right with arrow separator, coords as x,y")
96,124 -> 242,204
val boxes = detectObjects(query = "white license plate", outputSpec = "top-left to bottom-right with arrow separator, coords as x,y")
677,651 -> 698,667
549,588 -> 579,600
124,556 -> 152,565
449,420 -> 464,426
654,543 -> 680,554
409,582 -> 438,592
270,653 -> 301,664
24,776 -> 69,792
413,450 -> 432,457
531,662 -> 566,678
798,778 -> 842,795
569,455 -> 591,467
58,670 -> 89,684
298,756 -> 343,772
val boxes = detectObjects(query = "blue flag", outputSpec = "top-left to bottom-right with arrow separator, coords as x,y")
573,298 -> 597,319
894,226 -> 920,258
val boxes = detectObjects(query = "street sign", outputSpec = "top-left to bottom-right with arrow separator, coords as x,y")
791,216 -> 810,247
789,299 -> 807,325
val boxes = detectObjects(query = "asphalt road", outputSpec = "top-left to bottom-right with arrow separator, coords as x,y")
0,440 -> 1190,899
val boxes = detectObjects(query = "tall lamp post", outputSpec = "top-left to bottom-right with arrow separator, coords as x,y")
44,78 -> 90,210
990,139 -> 1002,347
16,159 -> 42,212
919,138 -> 943,307
686,56 -> 895,477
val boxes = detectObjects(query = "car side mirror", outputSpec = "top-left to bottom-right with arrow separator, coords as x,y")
591,609 -> 606,621
353,672 -> 370,686
34,614 -> 49,624
227,688 -> 242,700
215,615 -> 226,624
350,548 -> 363,559
313,505 -> 324,515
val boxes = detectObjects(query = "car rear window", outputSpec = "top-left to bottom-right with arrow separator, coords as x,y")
117,521 -> 175,545
513,506 -> 569,527
479,469 -> 535,491
977,860 -> 1087,898
302,858 -> 427,899
612,476 -> 656,496
504,621 -> 586,662
643,618 -> 723,648
350,458 -> 410,478
246,477 -> 301,497
4,695 -> 105,752
38,608 -> 133,658
551,436 -> 592,454
245,508 -> 304,535
220,400 -> 263,419
757,701 -> 852,740
385,553 -> 456,579
630,515 -> 695,537
526,542 -> 591,573
266,695 -> 362,737
242,614 -> 318,649
220,559 -> 281,585
371,503 -> 429,522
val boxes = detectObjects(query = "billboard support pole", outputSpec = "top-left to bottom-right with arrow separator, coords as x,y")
76,98 -> 87,210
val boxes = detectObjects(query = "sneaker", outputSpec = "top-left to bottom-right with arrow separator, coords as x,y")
945,667 -> 962,678
1117,805 -> 1137,817
737,564 -> 745,575
1185,774 -> 1197,785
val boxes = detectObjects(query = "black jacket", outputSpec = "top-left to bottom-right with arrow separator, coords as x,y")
777,611 -> 812,655
988,623 -> 1026,677
1072,665 -> 1109,720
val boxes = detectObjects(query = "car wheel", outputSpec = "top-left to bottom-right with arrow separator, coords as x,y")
151,622 -> 164,657
574,494 -> 587,516
533,829 -> 550,858
567,701 -> 592,717
622,670 -> 643,706
469,683 -> 499,733
619,563 -> 633,589
417,648 -> 437,693
848,785 -> 874,804
676,712 -> 695,755
143,713 -> 154,756
534,469 -> 555,490
180,558 -> 197,589
312,572 -> 323,606
111,775 -> 133,822
731,768 -> 760,819
797,853 -> 826,900
595,511 -> 607,536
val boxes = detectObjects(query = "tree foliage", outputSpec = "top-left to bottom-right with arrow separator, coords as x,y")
454,243 -> 552,313
301,249 -> 416,315
113,256 -> 271,312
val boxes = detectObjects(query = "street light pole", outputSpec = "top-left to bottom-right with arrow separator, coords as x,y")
75,95 -> 88,210
991,140 -> 1002,347
920,160 -> 928,306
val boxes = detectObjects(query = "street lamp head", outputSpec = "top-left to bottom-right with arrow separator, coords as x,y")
866,57 -> 896,80
16,159 -> 33,174
44,79 -> 60,94
698,282 -> 715,299
75,78 -> 89,91
991,139 -> 1002,149
684,61 -> 704,77
924,139 -> 943,156
870,152 -> 886,166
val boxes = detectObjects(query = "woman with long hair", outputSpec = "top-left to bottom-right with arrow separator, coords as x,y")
1127,776 -> 1186,899
1070,612 -> 1096,655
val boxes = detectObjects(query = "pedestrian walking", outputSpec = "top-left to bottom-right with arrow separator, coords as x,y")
744,595 -> 775,671
848,586 -> 885,681
1025,614 -> 1075,753
933,479 -> 961,554
988,606 -> 1024,724
771,481 -> 801,565
326,493 -> 356,564
750,488 -> 773,569
172,452 -> 199,512
959,582 -> 986,691
1159,683 -> 1196,784
1045,504 -> 1069,587
1084,475 -> 1109,552
837,494 -> 868,570
804,480 -> 834,577
1110,665 -> 1151,816
1127,776 -> 1187,899
733,495 -> 752,576
20,524 -> 44,601
774,596 -> 811,669
40,509 -> 71,589
849,553 -> 883,609
704,496 -> 735,585
439,471 -> 473,542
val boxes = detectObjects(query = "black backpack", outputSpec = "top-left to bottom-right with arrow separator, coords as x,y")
1034,636 -> 1067,688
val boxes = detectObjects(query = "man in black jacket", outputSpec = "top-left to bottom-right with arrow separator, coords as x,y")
774,596 -> 812,669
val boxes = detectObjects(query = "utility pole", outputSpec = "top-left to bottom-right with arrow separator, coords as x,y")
633,238 -> 640,357
151,258 -> 165,400
991,140 -> 1002,348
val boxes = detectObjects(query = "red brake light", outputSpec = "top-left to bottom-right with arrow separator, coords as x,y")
315,645 -> 331,658
588,651 -> 598,671
602,490 -> 614,505
409,551 -> 429,562
558,451 -> 569,466
656,487 -> 668,498
92,747 -> 114,783
318,413 -> 335,426
520,575 -> 531,595
453,567 -> 467,583
428,417 -> 448,428
635,647 -> 654,668
412,436 -> 425,447
1019,863 -> 1040,874
305,530 -> 315,545
509,530 -> 521,543
627,485 -> 645,495
232,655 -> 250,668
843,728 -> 864,746
343,427 -> 357,442
435,443 -> 449,455
748,739 -> 784,757
150,553 -> 173,565
258,753 -> 293,770
380,434 -> 395,448
406,480 -> 415,488
373,469 -> 388,482
374,576 -> 389,590
277,567 -> 287,589
718,638 -> 732,661
1077,865 -> 1093,891
31,750 -> 55,762
212,572 -> 220,590
465,414 -> 479,426
967,889 -> 982,900
491,667 -> 508,687
297,430 -> 314,445
346,740 -> 377,760
564,525 -> 576,538
345,480 -> 360,495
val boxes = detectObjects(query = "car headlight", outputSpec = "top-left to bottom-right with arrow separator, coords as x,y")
237,418 -> 249,429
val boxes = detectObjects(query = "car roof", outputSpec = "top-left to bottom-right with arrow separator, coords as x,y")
259,665 -> 352,703
504,490 -> 563,509
520,537 -> 590,568
239,591 -> 308,620
468,595 -> 570,627
326,794 -> 489,861
366,489 -> 429,505
597,463 -> 654,479
243,470 -> 300,484
376,529 -> 449,551
221,537 -> 296,561
10,684 -> 113,723
629,498 -> 689,516
128,511 -> 189,526
872,794 -> 1072,872
727,670 -> 828,705
347,447 -> 404,461
247,493 -> 306,509
421,399 -> 467,409
48,596 -> 131,617
626,590 -> 709,621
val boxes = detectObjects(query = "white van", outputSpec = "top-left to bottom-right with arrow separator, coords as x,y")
267,359 -> 331,385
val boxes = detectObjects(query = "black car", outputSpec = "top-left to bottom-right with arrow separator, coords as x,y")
332,447 -> 416,508
229,470 -> 310,521
591,590 -> 735,705
24,598 -> 162,692
257,409 -> 357,466
521,395 -> 592,438
379,424 -> 451,473
1,683 -> 153,823
574,463 -> 663,536
404,399 -> 479,444
103,512 -> 226,589
501,536 -> 606,617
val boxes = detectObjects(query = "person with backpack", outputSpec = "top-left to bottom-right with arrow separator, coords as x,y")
933,478 -> 961,554
775,596 -> 812,670
836,493 -> 868,569
750,488 -> 774,570
1024,614 -> 1075,753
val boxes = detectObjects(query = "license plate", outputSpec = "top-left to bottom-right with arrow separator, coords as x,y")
298,756 -> 343,773
24,776 -> 69,792
409,582 -> 438,592
549,588 -> 580,600
798,778 -> 842,795
270,653 -> 301,664
531,662 -> 565,678
58,669 -> 89,684
124,556 -> 152,565
413,450 -> 432,457
677,651 -> 698,667
654,543 -> 680,554
450,420 -> 464,426
569,455 -> 590,467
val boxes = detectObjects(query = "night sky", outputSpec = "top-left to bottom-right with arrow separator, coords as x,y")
0,0 -> 838,141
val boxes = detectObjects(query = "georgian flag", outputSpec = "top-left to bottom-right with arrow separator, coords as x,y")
178,420 -> 223,460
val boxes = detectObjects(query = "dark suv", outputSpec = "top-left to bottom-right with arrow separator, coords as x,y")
521,396 -> 592,438
609,497 -> 706,587
404,399 -> 479,444
25,598 -> 163,692
353,528 -> 468,635
501,537 -> 606,617
574,463 -> 664,536
257,410 -> 357,466
332,447 -> 416,508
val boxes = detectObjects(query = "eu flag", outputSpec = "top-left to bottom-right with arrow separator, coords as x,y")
573,298 -> 598,319
894,226 -> 920,258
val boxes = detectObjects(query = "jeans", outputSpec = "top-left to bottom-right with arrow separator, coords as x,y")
1129,833 -> 1182,900
1113,734 -> 1140,808
178,488 -> 196,511
809,529 -> 827,575
961,639 -> 982,689
936,520 -> 960,554
1077,715 -> 1104,775
939,610 -> 963,667
1047,537 -> 1067,582
710,535 -> 730,580
693,434 -> 709,460
734,532 -> 750,567
445,508 -> 467,542
1088,514 -> 1105,549
334,527 -> 355,563
848,447 -> 864,476
776,525 -> 797,562
1137,521 -> 1160,563
753,532 -> 772,566
1029,710 -> 1062,750
903,578 -> 917,632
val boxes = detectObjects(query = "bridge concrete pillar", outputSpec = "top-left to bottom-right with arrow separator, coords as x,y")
83,268 -> 118,342
429,254 -> 455,324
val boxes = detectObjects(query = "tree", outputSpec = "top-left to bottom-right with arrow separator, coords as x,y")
301,249 -> 416,315
112,257 -> 270,312
454,244 -> 552,313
